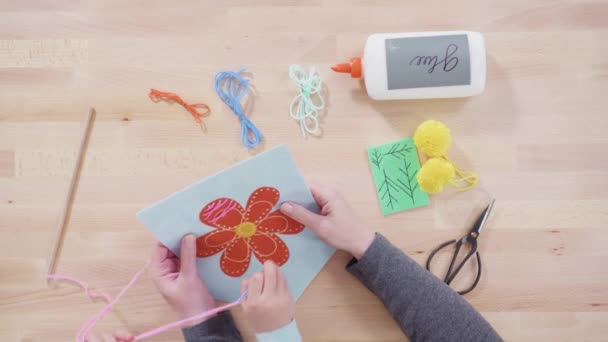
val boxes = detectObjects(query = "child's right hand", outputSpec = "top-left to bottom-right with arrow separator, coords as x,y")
280,183 -> 375,259
241,261 -> 295,333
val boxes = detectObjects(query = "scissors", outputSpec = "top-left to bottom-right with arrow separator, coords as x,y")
426,199 -> 495,295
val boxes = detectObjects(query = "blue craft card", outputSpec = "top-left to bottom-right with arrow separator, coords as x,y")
137,145 -> 335,302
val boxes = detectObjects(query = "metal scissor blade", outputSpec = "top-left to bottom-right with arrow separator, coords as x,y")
471,199 -> 495,235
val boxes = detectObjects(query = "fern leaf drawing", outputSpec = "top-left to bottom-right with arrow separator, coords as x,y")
370,149 -> 384,170
378,169 -> 400,210
397,159 -> 418,205
383,143 -> 412,159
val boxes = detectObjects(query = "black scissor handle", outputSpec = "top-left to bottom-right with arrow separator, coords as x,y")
426,239 -> 457,270
426,237 -> 483,295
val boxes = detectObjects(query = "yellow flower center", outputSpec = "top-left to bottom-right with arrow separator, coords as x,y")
235,221 -> 257,238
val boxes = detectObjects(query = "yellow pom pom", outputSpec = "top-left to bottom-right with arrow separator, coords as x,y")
414,120 -> 451,157
417,158 -> 455,194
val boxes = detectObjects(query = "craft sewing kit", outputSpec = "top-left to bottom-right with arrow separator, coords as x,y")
44,29 -> 488,341
333,31 -> 486,100
137,145 -> 334,302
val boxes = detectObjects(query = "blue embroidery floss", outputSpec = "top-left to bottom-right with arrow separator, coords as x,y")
214,68 -> 263,149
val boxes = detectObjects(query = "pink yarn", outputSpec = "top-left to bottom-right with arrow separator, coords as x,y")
133,292 -> 246,340
202,199 -> 239,224
48,267 -> 246,342
47,273 -> 112,303
210,201 -> 238,224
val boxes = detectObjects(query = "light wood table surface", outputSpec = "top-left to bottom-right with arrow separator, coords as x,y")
1,1 -> 607,341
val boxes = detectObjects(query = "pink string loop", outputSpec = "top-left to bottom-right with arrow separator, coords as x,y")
47,273 -> 112,303
48,267 -> 247,342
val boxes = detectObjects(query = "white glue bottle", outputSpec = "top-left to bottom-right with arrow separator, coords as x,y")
332,31 -> 486,100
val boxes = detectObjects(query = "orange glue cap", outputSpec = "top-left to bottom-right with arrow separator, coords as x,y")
331,57 -> 362,78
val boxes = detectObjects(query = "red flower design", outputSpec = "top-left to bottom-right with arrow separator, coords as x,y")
196,187 -> 305,277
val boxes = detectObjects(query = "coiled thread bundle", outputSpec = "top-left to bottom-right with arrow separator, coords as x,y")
288,64 -> 325,137
214,68 -> 263,149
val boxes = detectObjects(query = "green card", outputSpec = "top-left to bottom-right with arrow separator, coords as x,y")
367,138 -> 430,215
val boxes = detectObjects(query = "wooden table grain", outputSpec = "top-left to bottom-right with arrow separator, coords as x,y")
1,1 -> 607,341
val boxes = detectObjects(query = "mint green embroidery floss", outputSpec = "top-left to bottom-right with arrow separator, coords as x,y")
288,64 -> 325,138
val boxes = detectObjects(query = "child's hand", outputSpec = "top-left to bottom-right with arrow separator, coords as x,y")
149,234 -> 215,325
85,330 -> 132,342
241,261 -> 295,333
280,182 -> 375,259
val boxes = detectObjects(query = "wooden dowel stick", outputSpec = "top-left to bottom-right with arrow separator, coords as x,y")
47,107 -> 96,275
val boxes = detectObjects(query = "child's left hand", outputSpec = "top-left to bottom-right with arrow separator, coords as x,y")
149,234 -> 215,325
240,261 -> 295,333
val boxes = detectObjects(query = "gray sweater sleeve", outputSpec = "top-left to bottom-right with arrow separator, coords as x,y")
346,234 -> 501,342
182,311 -> 242,342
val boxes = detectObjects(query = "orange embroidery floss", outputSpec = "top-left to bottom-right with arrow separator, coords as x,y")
149,88 -> 211,127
